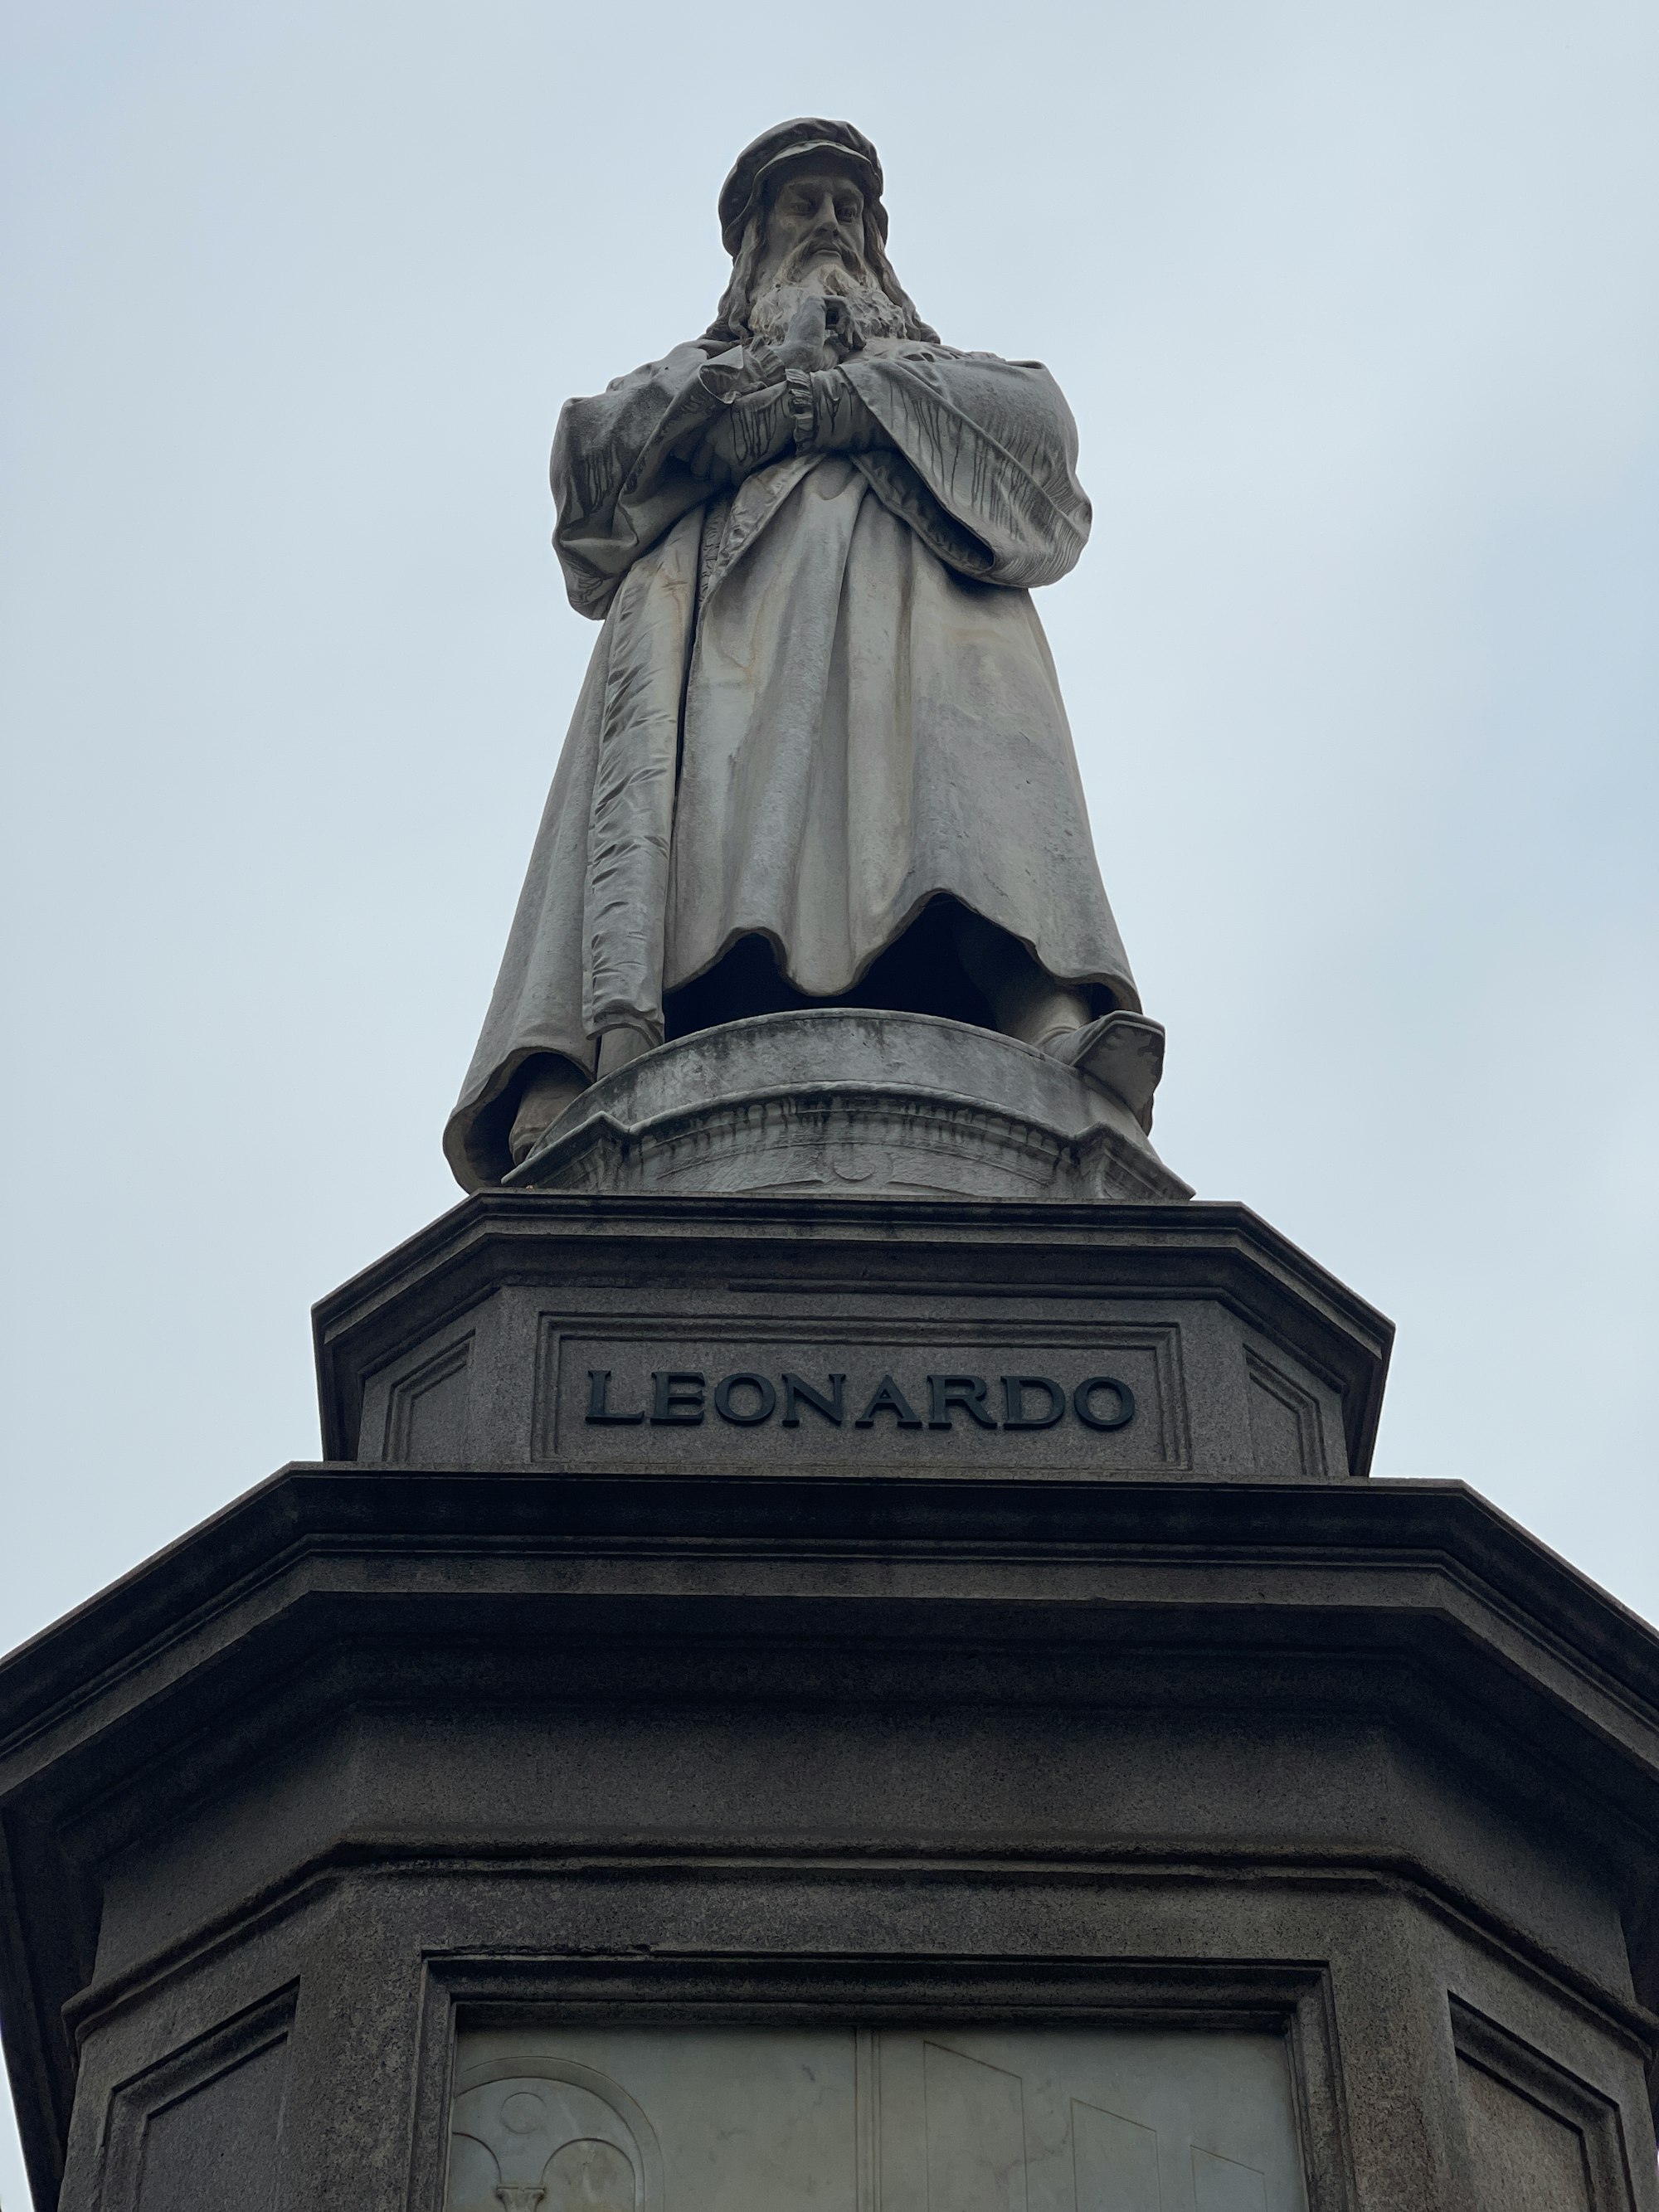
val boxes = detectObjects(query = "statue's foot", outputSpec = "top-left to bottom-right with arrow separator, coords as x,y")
596,1024 -> 656,1080
508,1058 -> 588,1166
1043,1012 -> 1165,1131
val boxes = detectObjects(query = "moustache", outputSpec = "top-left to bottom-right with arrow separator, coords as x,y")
780,238 -> 867,283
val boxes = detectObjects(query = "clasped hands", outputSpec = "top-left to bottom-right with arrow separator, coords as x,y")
679,294 -> 859,486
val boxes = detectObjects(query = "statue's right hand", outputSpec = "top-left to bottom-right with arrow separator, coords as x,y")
773,294 -> 830,374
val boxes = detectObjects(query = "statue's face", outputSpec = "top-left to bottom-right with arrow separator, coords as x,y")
755,165 -> 869,290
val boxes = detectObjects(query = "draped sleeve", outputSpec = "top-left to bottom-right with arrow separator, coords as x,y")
839,348 -> 1092,590
552,339 -> 743,617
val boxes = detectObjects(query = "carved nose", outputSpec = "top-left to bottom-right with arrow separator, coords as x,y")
494,2190 -> 547,2211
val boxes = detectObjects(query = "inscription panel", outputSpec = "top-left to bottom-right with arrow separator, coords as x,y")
534,1314 -> 1190,1471
448,2025 -> 1306,2212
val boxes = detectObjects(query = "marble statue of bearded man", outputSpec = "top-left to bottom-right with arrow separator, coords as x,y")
445,118 -> 1157,1189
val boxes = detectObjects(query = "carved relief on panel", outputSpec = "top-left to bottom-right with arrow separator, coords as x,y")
446,2059 -> 663,2212
445,2027 -> 1306,2212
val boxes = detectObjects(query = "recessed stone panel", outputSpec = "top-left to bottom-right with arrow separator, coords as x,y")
96,1994 -> 293,2212
1458,2059 -> 1593,2212
533,1314 -> 1190,1471
1245,1349 -> 1328,1483
386,1334 -> 474,1464
1449,2000 -> 1632,2212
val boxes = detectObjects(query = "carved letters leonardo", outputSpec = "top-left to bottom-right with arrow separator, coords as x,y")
535,1319 -> 1193,1467
584,1365 -> 1136,1433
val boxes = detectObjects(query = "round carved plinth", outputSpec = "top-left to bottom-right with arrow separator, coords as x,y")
506,1010 -> 1191,1203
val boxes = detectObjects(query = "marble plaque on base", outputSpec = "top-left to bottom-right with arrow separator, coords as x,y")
446,2025 -> 1306,2212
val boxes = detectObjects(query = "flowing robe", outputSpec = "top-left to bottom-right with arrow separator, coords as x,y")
445,335 -> 1140,1189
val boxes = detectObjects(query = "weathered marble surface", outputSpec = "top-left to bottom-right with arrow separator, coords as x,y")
446,2025 -> 1308,2212
505,1009 -> 1185,1204
445,120 -> 1151,1190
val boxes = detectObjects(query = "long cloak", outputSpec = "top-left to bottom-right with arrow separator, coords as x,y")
445,336 -> 1139,1189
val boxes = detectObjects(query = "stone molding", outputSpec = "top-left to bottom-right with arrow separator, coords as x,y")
6,1468 -> 1659,2204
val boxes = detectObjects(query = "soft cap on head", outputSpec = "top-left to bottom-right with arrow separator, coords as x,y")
718,119 -> 887,255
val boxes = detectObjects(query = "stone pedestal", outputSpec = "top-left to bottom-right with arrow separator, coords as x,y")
311,1193 -> 1387,1485
2,1188 -> 1659,2212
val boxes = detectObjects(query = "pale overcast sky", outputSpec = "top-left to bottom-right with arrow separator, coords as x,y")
2,0 -> 1657,2198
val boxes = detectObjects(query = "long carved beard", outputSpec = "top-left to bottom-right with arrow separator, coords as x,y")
746,269 -> 912,352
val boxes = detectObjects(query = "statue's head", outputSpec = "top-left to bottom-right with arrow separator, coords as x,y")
709,119 -> 938,348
